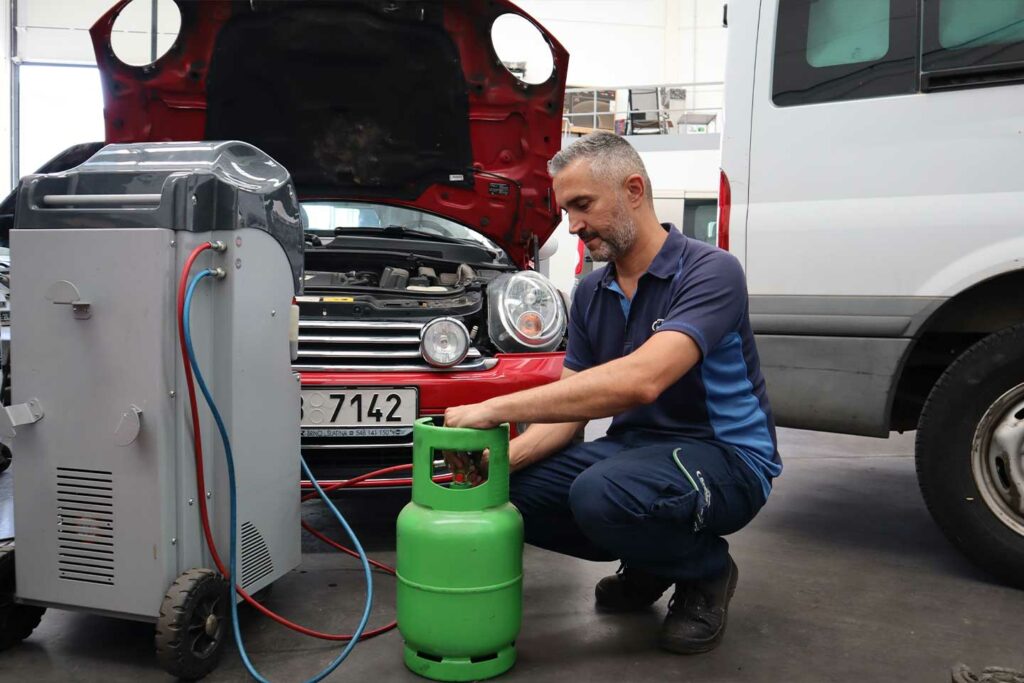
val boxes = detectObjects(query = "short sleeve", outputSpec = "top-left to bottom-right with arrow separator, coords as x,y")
656,250 -> 747,357
563,285 -> 596,372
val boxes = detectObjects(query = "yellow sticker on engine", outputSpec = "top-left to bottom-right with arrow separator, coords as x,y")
322,296 -> 355,303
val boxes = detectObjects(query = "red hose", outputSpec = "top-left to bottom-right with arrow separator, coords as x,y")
177,242 -> 225,574
299,471 -> 454,490
179,243 -> 401,642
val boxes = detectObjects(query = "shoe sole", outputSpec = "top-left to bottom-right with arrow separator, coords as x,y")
657,562 -> 738,655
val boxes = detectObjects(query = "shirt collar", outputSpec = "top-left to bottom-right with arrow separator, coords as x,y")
598,223 -> 685,288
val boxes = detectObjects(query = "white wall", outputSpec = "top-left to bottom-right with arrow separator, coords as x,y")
644,147 -> 721,194
514,0 -> 727,87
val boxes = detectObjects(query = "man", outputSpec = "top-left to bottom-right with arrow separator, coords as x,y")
445,131 -> 781,654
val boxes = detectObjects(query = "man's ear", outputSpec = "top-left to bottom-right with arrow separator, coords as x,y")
623,173 -> 646,208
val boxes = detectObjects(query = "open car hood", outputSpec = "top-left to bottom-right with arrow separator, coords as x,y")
89,0 -> 568,267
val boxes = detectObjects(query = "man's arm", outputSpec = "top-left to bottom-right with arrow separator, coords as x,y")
444,330 -> 701,429
444,368 -> 582,481
507,368 -> 585,471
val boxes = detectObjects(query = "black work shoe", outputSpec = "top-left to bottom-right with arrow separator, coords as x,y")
659,556 -> 739,654
595,564 -> 673,612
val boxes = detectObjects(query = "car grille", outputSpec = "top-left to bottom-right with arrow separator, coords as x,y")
301,440 -> 413,480
293,319 -> 495,372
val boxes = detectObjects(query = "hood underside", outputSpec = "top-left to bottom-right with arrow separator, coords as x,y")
89,0 -> 569,266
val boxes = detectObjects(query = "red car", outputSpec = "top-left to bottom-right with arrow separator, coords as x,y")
88,0 -> 571,482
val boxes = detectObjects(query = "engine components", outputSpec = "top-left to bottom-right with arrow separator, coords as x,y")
380,266 -> 410,289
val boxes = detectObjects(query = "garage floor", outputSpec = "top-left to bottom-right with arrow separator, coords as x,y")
2,424 -> 1022,682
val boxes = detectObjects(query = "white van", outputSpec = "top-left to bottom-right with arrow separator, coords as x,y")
721,0 -> 1024,584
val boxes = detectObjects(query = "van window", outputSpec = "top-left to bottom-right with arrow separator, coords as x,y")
806,0 -> 889,67
773,0 -> 919,106
939,0 -> 1024,48
922,0 -> 1024,90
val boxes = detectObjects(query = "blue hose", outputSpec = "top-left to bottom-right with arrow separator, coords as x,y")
184,269 -> 373,682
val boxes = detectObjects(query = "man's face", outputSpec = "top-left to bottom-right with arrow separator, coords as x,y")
553,159 -> 638,262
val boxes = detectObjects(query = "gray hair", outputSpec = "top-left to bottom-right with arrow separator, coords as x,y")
548,131 -> 653,206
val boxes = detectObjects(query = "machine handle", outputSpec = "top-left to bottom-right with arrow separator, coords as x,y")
45,280 -> 91,319
39,193 -> 162,208
113,405 -> 143,447
0,399 -> 44,439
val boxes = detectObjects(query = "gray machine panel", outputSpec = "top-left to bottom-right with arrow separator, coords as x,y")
12,228 -> 178,617
185,228 -> 302,597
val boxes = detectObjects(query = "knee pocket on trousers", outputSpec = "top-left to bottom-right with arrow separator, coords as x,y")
650,487 -> 706,531
569,470 -> 707,532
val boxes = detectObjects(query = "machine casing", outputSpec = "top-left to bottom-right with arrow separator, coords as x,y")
9,141 -> 302,621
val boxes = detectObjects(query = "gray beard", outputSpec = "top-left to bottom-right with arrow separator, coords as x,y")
589,204 -> 637,262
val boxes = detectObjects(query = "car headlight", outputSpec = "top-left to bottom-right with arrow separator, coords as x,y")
487,271 -> 567,352
420,317 -> 470,368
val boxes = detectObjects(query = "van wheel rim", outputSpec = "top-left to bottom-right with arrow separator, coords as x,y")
971,383 -> 1024,536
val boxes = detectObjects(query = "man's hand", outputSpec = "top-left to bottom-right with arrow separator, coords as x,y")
442,449 -> 489,486
444,401 -> 501,430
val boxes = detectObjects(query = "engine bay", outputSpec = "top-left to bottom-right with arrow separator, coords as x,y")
303,262 -> 486,294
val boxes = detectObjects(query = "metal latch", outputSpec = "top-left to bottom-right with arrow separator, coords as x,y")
114,405 -> 143,447
0,399 -> 44,439
45,280 -> 91,319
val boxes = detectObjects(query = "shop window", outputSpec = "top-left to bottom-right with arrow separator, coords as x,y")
18,65 -> 104,183
683,200 -> 718,246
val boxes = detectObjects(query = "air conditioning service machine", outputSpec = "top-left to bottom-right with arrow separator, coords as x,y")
0,141 -> 378,681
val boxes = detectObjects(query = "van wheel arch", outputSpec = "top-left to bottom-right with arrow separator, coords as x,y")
889,269 -> 1024,433
915,323 -> 1024,587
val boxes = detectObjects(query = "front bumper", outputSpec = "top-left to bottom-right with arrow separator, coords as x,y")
298,352 -> 564,481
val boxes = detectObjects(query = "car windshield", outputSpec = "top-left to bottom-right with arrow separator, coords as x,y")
301,201 -> 504,253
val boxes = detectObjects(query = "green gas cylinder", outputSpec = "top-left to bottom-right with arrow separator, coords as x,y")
396,418 -> 523,681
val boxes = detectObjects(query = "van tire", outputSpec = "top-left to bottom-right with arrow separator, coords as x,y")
916,324 -> 1024,588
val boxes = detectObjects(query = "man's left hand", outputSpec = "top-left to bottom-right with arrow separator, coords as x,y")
444,401 -> 501,429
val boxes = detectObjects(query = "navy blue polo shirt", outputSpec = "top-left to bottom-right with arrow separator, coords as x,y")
564,226 -> 782,498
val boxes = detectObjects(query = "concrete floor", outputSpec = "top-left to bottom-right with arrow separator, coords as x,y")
1,425 -> 1023,682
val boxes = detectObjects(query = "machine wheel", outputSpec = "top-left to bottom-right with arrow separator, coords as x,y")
0,444 -> 10,474
916,324 -> 1024,587
155,568 -> 230,680
0,543 -> 46,651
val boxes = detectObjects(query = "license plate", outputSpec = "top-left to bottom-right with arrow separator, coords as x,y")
300,387 -> 418,428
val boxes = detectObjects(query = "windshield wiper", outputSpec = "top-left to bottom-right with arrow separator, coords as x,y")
332,225 -> 476,246
385,225 -> 477,245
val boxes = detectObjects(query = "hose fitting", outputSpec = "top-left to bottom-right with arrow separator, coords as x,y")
210,240 -> 228,253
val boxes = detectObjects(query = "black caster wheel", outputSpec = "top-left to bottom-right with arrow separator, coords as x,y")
0,443 -> 11,475
155,568 -> 230,680
0,541 -> 45,651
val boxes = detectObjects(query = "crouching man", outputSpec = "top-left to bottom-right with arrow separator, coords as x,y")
445,132 -> 781,654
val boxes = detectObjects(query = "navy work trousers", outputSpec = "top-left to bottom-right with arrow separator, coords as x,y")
509,432 -> 766,582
